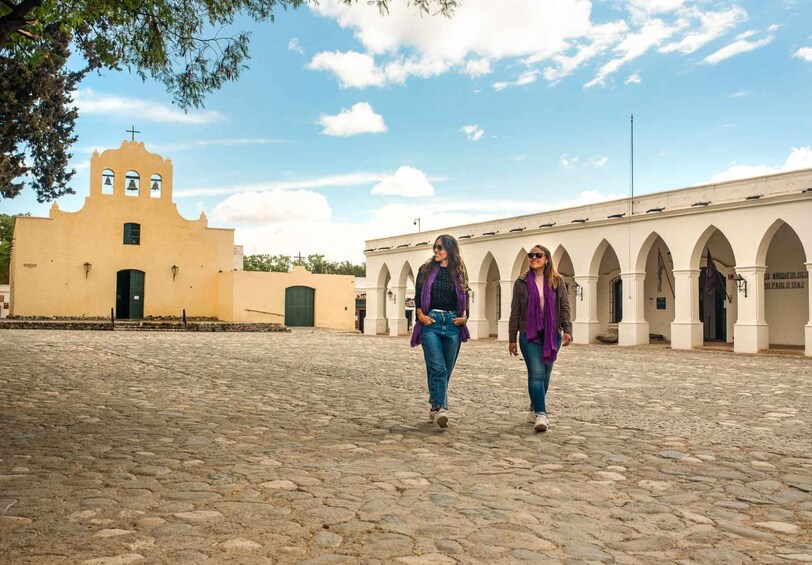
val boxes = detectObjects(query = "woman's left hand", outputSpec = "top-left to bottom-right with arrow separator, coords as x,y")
453,317 -> 467,326
562,332 -> 573,346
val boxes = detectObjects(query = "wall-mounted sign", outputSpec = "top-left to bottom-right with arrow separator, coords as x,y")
656,297 -> 667,310
765,271 -> 808,290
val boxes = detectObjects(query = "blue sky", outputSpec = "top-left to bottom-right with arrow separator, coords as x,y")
3,0 -> 811,262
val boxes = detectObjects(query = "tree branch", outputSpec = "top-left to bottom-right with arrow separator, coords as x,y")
0,0 -> 43,46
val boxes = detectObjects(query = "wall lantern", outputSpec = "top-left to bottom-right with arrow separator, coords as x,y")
171,264 -> 179,281
734,273 -> 747,297
387,289 -> 396,303
573,280 -> 584,301
83,262 -> 92,278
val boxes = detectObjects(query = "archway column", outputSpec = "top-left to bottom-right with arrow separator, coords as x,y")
806,262 -> 812,357
497,279 -> 514,341
573,275 -> 599,344
733,265 -> 768,353
363,286 -> 387,335
671,269 -> 702,349
619,272 -> 649,346
467,281 -> 488,340
388,285 -> 408,336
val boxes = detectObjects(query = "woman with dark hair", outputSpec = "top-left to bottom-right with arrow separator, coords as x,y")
410,234 -> 469,428
509,244 -> 572,432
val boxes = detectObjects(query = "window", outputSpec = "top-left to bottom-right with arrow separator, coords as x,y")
123,223 -> 141,245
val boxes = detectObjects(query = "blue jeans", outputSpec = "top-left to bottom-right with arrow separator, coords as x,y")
421,310 -> 461,410
519,332 -> 562,415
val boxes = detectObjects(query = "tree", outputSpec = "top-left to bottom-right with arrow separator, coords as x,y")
243,253 -> 292,272
0,213 -> 28,284
1,0 -> 456,202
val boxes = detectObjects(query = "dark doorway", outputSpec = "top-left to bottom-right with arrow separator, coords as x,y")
358,308 -> 366,333
116,270 -> 145,319
700,268 -> 726,341
610,276 -> 623,323
285,286 -> 315,327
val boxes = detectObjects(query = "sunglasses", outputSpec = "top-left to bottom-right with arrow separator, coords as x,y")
527,252 -> 546,259
433,244 -> 444,251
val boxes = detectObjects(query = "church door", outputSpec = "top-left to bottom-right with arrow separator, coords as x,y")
285,286 -> 315,327
116,270 -> 145,319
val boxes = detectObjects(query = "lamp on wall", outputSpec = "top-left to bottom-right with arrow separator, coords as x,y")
734,273 -> 747,297
171,265 -> 179,281
387,289 -> 395,303
573,280 -> 584,301
83,262 -> 92,278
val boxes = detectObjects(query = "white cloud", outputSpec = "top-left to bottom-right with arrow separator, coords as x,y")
307,50 -> 385,88
176,172 -> 389,198
625,73 -> 641,84
212,189 -> 331,225
288,37 -> 303,54
590,155 -> 609,168
585,18 -> 685,88
463,58 -> 492,77
560,154 -> 579,168
541,21 -> 629,83
371,166 -> 435,197
317,102 -> 387,137
703,33 -> 774,64
461,124 -> 485,141
710,146 -> 812,182
492,70 -> 538,91
659,6 -> 747,54
73,88 -> 223,125
728,90 -> 749,97
793,47 -> 812,62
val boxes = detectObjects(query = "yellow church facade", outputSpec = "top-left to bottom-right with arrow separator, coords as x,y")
9,141 -> 355,329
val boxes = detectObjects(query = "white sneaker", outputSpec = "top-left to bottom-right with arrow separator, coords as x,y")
526,409 -> 536,424
429,409 -> 438,422
534,414 -> 548,433
436,409 -> 449,428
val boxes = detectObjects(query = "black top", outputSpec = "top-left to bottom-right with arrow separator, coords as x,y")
414,266 -> 469,314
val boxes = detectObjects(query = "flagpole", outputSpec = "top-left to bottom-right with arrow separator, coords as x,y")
627,113 -> 634,301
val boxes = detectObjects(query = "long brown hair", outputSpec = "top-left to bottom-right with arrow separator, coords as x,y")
420,234 -> 468,289
529,244 -> 561,290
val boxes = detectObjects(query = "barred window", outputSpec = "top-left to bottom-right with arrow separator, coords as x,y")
123,223 -> 141,245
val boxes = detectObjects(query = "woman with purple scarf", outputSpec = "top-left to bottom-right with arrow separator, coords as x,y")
508,244 -> 572,432
411,234 -> 470,428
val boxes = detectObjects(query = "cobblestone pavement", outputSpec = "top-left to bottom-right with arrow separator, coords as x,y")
1,329 -> 810,564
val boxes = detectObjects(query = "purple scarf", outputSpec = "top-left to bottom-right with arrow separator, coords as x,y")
525,269 -> 558,364
410,265 -> 471,347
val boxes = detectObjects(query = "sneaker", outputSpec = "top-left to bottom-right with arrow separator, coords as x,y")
429,409 -> 438,422
436,409 -> 449,428
526,409 -> 536,424
534,414 -> 549,433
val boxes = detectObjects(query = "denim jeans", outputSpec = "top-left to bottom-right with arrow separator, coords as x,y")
519,331 -> 562,415
421,310 -> 461,410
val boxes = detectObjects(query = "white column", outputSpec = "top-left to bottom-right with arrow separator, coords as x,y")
572,275 -> 599,344
467,281 -> 488,340
618,272 -> 649,346
670,269 -> 702,350
388,285 -> 408,336
733,266 -> 768,354
497,279 -> 514,342
363,287 -> 387,335
805,262 -> 812,357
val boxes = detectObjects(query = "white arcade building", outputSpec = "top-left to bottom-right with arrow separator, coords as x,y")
363,168 -> 812,356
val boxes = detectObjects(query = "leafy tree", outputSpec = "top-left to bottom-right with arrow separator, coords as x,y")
0,213 -> 29,284
243,253 -> 292,273
1,0 -> 456,202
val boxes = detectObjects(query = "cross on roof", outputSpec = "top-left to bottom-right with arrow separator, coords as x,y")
126,126 -> 140,141
293,252 -> 305,264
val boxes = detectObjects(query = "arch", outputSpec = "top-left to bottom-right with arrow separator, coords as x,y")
510,247 -> 529,280
756,219 -> 808,266
124,170 -> 140,196
690,224 -> 737,271
692,226 -> 737,343
477,251 -> 498,282
101,169 -> 115,195
638,232 -> 676,340
589,239 -> 613,277
150,173 -> 162,199
397,260 -> 416,288
635,231 -> 674,274
554,245 -> 577,322
593,240 -> 622,338
375,262 -> 392,289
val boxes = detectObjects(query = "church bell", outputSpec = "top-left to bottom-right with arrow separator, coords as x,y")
127,178 -> 137,191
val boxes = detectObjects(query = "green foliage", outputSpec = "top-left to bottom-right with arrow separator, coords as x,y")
243,253 -> 365,276
0,212 -> 29,284
0,0 -> 456,202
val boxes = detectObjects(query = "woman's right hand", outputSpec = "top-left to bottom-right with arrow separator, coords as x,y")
418,313 -> 434,325
508,343 -> 518,356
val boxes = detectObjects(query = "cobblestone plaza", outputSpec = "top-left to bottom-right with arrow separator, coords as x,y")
1,329 -> 810,563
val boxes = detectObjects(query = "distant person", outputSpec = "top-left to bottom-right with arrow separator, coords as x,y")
411,234 -> 469,428
509,245 -> 572,432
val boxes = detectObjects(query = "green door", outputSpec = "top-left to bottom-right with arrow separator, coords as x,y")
116,270 -> 145,319
285,286 -> 315,327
